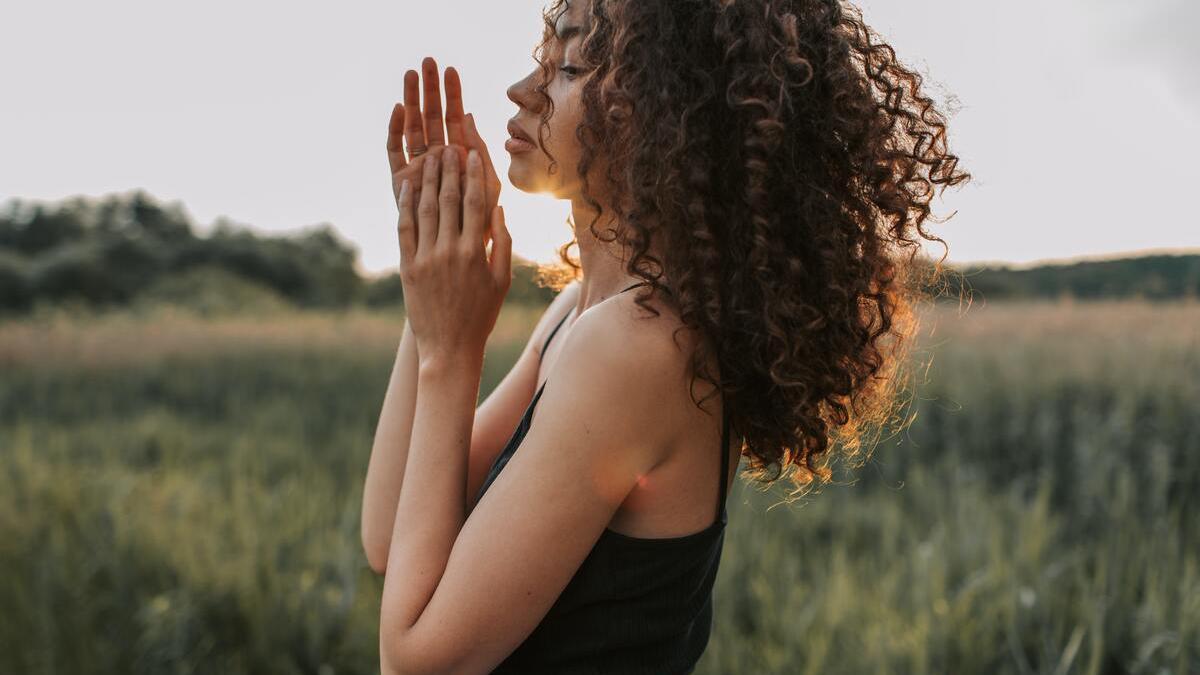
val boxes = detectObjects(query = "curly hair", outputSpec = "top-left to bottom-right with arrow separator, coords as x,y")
530,0 -> 970,499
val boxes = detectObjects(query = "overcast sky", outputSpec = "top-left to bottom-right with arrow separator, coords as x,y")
2,0 -> 1197,277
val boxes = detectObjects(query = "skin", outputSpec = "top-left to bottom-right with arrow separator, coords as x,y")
385,58 -> 503,247
504,0 -> 663,313
362,57 -> 507,576
370,2 -> 735,672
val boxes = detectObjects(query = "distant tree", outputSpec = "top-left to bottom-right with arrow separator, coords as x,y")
126,190 -> 194,242
950,254 -> 1200,302
0,251 -> 31,314
290,224 -> 363,307
0,203 -> 87,256
26,241 -> 113,304
172,219 -> 363,308
364,272 -> 405,309
504,259 -> 560,306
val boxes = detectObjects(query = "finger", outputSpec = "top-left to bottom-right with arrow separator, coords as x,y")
465,113 -> 502,209
421,57 -> 446,147
387,103 -> 408,177
396,179 -> 417,267
462,148 -> 487,246
444,67 -> 466,148
409,155 -> 426,211
437,145 -> 461,249
403,70 -> 427,156
417,148 -> 441,257
462,116 -> 491,247
489,205 -> 512,289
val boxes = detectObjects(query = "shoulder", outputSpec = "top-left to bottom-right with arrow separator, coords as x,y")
571,287 -> 690,385
541,288 -> 695,458
583,284 -> 697,377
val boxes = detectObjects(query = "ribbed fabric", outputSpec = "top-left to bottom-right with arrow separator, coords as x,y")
474,281 -> 733,674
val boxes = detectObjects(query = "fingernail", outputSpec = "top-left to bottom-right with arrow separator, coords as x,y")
400,179 -> 410,199
469,149 -> 480,166
444,146 -> 455,163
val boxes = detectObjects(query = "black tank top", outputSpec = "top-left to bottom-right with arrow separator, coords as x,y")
475,281 -> 734,674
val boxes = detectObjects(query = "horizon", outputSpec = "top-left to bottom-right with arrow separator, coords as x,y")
5,187 -> 1200,281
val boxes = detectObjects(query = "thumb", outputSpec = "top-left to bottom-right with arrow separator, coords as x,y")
488,205 -> 512,288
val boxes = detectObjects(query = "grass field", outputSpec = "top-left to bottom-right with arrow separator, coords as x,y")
1,300 -> 1197,674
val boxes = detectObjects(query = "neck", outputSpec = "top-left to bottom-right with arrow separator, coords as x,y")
568,196 -> 666,315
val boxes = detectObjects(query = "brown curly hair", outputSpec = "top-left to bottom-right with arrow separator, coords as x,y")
530,0 -> 970,499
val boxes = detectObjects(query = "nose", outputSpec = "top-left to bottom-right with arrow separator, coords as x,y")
506,68 -> 542,113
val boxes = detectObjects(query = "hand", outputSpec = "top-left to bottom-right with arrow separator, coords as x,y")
396,145 -> 512,369
387,58 -> 502,249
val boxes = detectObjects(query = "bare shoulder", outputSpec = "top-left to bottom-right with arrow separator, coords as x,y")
546,288 -> 705,460
577,287 -> 693,381
590,285 -> 705,380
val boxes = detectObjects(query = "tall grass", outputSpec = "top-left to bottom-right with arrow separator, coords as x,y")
0,300 -> 1196,674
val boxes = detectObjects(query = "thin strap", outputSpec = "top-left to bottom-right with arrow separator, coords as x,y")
717,401 -> 732,517
536,281 -> 655,364
538,307 -> 574,364
623,280 -> 672,295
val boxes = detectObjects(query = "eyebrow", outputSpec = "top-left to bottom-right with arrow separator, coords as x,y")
555,23 -> 583,42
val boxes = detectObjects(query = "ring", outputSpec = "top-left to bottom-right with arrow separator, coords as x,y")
408,144 -> 428,157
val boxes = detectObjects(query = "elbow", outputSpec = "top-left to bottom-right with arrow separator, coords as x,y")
380,620 -> 461,675
361,523 -> 389,576
365,547 -> 388,576
379,637 -> 406,675
379,625 -> 422,675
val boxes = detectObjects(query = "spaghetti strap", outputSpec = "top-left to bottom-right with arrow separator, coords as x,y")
623,280 -> 671,295
716,401 -> 732,519
538,307 -> 574,364
537,281 -> 658,364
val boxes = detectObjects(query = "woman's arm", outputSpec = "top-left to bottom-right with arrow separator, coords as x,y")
465,281 -> 579,515
364,56 -> 505,574
361,317 -> 422,574
362,284 -> 580,575
379,302 -> 671,674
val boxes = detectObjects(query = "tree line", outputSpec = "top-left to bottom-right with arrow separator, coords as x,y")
0,190 -> 555,316
1,191 -> 1196,316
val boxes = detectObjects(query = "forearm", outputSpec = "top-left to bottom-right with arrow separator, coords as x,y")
380,356 -> 479,648
361,316 -> 421,573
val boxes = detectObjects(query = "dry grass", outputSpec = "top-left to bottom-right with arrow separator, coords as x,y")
0,303 -> 545,369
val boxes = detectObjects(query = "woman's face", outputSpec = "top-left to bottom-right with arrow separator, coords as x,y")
504,0 -> 596,199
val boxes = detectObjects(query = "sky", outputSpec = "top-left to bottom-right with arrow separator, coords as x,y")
2,0 -> 1197,278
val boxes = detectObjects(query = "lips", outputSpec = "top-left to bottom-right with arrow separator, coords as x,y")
507,119 -> 535,145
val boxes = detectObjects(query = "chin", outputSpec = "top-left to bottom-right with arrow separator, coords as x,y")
507,163 -> 571,199
507,163 -> 538,194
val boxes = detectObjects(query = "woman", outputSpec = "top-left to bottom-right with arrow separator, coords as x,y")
361,0 -> 969,672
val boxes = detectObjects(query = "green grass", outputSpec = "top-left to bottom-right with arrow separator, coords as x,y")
0,300 -> 1197,674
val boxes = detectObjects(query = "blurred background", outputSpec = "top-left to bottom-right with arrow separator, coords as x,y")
1,0 -> 1197,673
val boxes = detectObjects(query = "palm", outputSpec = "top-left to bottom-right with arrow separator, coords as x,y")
386,57 -> 502,228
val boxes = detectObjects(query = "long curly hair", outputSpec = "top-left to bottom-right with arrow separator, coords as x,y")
530,0 -> 970,499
